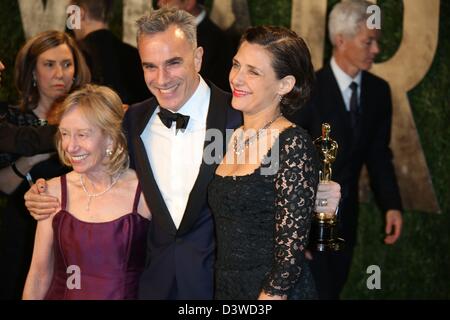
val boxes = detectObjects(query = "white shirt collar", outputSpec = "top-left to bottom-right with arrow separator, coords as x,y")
330,57 -> 362,92
176,76 -> 209,124
194,8 -> 206,26
156,76 -> 210,128
142,76 -> 210,229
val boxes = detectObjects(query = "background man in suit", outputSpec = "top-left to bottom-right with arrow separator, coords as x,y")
24,7 -> 341,299
157,0 -> 234,91
0,60 -> 56,154
70,0 -> 150,104
289,0 -> 403,299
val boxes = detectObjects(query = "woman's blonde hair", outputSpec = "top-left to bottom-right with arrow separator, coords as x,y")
56,84 -> 129,177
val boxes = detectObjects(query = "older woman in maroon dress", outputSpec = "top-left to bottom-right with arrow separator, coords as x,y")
23,85 -> 151,299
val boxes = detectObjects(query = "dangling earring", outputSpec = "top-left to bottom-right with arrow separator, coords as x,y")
278,95 -> 283,102
32,72 -> 37,87
106,148 -> 113,157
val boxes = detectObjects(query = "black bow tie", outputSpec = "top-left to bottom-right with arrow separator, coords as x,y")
158,108 -> 190,131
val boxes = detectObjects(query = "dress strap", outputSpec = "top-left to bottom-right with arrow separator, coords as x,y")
132,182 -> 142,213
60,174 -> 67,211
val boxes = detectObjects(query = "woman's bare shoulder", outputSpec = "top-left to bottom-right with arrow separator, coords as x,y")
46,175 -> 63,200
47,171 -> 79,198
122,169 -> 151,220
122,168 -> 139,182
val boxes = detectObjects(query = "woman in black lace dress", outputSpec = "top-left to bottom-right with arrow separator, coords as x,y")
208,26 -> 318,300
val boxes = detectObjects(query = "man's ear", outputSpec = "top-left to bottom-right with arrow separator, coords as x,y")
79,5 -> 87,21
194,46 -> 204,73
334,34 -> 345,49
278,75 -> 296,96
184,0 -> 197,12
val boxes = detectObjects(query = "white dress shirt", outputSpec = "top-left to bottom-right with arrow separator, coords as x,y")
330,57 -> 362,111
140,77 -> 211,229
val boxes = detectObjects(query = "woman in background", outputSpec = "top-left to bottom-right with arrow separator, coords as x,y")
0,30 -> 90,299
1,59 -> 56,155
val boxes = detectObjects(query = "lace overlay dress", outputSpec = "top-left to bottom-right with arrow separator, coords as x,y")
208,126 -> 318,299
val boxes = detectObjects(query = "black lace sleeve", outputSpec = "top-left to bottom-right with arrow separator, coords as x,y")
0,106 -> 40,168
261,126 -> 318,297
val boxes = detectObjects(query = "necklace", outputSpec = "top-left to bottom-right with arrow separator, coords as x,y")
79,173 -> 121,211
233,113 -> 282,156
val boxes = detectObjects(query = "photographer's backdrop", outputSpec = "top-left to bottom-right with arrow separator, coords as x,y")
0,0 -> 448,298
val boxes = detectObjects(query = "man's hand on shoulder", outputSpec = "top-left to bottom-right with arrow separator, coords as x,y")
24,178 -> 59,220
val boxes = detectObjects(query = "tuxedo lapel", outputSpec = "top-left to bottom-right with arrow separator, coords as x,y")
357,71 -> 370,142
131,99 -> 178,235
177,84 -> 230,236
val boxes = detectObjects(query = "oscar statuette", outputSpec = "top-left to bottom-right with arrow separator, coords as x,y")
309,123 -> 344,251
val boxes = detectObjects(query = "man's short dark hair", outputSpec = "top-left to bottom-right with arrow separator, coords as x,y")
71,0 -> 114,23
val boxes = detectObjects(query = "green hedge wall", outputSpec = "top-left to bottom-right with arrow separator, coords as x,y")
0,0 -> 448,299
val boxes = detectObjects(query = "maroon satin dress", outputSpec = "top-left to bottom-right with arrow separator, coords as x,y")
44,175 -> 149,300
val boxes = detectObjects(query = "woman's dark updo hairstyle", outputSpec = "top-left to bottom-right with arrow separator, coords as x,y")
239,25 -> 315,115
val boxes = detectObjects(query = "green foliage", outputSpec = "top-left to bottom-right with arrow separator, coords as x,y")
343,204 -> 450,299
0,0 -> 448,299
376,0 -> 403,62
247,0 -> 292,28
0,1 -> 24,104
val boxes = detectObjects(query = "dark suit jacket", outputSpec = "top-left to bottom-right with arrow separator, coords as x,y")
123,81 -> 242,299
197,16 -> 234,92
288,64 -> 402,246
79,29 -> 150,105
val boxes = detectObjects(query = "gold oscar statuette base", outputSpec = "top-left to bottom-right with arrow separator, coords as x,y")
309,212 -> 344,251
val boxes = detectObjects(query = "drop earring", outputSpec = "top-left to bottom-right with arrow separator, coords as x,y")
32,72 -> 37,87
106,148 -> 113,157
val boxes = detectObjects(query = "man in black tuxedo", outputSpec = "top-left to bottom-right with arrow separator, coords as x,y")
157,0 -> 234,91
123,7 -> 241,299
289,0 -> 403,299
24,8 -> 340,300
70,0 -> 150,104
